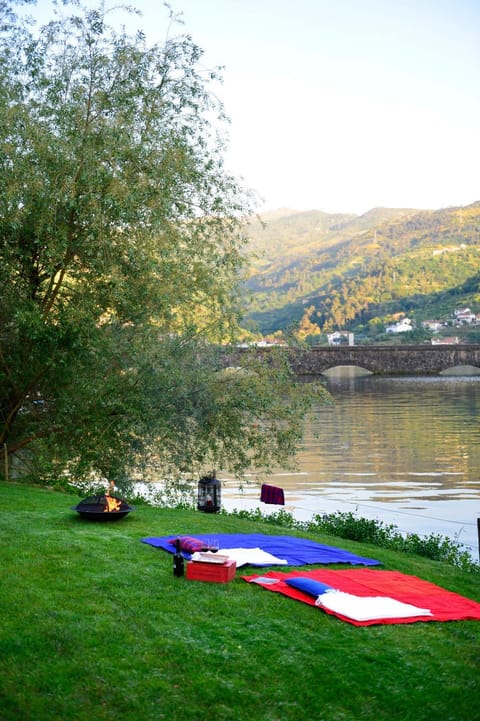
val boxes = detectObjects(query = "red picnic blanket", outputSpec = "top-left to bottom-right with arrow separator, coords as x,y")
243,568 -> 480,626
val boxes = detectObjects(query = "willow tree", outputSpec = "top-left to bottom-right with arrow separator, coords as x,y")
0,1 -> 323,486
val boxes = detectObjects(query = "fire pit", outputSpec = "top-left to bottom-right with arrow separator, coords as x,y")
71,492 -> 135,522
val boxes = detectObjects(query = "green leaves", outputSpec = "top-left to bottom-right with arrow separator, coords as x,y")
0,1 -> 315,486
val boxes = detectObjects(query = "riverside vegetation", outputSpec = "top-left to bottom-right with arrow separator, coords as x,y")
1,483 -> 479,721
231,508 -> 480,575
0,2 -> 322,488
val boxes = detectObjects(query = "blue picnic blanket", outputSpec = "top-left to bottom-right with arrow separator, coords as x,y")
141,533 -> 381,567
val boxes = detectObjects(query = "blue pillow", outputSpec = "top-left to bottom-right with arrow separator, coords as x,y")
285,577 -> 334,597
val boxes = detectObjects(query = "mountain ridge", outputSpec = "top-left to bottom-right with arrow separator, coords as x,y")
241,201 -> 480,339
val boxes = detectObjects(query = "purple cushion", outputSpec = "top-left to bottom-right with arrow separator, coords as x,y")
168,536 -> 204,553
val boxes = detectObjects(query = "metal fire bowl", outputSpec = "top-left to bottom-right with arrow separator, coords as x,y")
71,496 -> 135,522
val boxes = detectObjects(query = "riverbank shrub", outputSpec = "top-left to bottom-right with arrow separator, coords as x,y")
310,511 -> 479,573
226,507 -> 480,574
71,479 -> 479,573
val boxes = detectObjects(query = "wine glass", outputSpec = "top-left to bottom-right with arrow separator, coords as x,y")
209,538 -> 219,553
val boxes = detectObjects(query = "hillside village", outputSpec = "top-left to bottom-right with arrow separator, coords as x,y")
327,307 -> 480,346
237,305 -> 480,348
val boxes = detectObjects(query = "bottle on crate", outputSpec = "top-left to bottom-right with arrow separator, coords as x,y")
173,538 -> 184,578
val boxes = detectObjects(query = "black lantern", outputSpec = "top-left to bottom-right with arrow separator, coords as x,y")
197,471 -> 221,513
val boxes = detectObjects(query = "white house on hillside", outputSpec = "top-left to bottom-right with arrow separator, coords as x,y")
454,308 -> 476,324
422,320 -> 445,332
386,318 -> 413,334
431,337 -> 460,345
327,331 -> 355,346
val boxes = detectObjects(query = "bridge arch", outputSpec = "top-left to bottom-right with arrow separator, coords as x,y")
439,364 -> 480,376
321,364 -> 372,378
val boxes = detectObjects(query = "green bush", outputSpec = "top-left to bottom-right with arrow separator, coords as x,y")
226,507 -> 480,574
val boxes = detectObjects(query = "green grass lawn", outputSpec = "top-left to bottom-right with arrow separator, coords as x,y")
1,483 -> 479,721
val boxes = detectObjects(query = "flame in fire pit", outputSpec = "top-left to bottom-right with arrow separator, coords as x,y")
104,493 -> 122,513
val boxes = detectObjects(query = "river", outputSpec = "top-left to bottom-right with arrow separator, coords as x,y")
219,374 -> 480,560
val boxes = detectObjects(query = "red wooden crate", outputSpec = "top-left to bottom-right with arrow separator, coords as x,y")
186,559 -> 236,583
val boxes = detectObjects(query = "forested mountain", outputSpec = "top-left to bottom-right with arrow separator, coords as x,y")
241,202 -> 480,339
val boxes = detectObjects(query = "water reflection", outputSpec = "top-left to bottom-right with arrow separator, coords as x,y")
221,375 -> 480,559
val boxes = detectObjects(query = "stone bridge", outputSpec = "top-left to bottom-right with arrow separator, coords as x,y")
242,345 -> 480,376
288,344 -> 480,376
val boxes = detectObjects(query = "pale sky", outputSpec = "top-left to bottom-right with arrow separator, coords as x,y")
30,0 -> 480,215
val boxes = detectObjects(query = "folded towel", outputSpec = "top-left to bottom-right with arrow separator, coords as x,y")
260,484 -> 285,505
315,590 -> 432,622
218,547 -> 288,567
